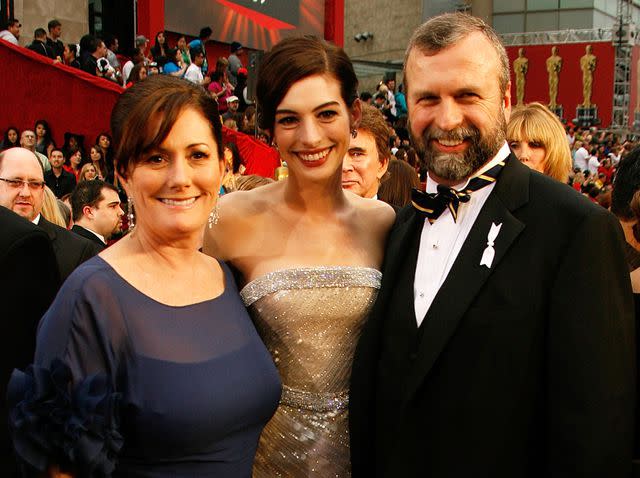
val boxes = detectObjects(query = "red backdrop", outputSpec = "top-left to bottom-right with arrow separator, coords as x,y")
506,42 -> 614,126
629,45 -> 640,125
0,38 -> 280,177
0,39 -> 122,151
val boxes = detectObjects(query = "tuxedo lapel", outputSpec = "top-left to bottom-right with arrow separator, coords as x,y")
71,225 -> 106,248
37,217 -> 57,242
380,207 -> 424,308
403,156 -> 530,402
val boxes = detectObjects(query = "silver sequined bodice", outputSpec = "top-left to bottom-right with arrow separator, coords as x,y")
240,267 -> 381,477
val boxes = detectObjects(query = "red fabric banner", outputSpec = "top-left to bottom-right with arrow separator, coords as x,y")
0,39 -> 122,151
0,38 -> 278,177
222,127 -> 281,178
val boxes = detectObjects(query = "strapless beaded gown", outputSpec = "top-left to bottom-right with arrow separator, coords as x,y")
240,267 -> 382,477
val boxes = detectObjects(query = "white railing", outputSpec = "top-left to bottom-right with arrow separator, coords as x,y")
500,29 -> 614,46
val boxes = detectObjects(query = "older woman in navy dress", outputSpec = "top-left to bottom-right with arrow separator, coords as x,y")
8,75 -> 281,477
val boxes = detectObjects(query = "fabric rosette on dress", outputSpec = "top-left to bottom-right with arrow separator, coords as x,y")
7,358 -> 123,477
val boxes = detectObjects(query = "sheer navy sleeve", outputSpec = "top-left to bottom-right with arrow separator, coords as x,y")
8,257 -> 128,476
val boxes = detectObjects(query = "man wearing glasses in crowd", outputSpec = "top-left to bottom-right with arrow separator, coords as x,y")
0,148 -> 101,282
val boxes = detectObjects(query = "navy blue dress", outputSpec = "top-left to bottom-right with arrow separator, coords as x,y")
8,256 -> 281,477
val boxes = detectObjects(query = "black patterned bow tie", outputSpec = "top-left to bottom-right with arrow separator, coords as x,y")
412,159 -> 506,223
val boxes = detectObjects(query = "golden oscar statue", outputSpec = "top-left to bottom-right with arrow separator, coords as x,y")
580,45 -> 597,108
513,48 -> 528,106
546,46 -> 562,109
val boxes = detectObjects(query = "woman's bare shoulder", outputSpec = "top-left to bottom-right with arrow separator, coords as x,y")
347,192 -> 396,232
219,181 -> 282,213
204,182 -> 282,260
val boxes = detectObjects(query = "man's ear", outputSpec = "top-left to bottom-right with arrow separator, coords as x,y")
350,98 -> 363,130
503,81 -> 512,123
82,204 -> 94,219
377,155 -> 390,180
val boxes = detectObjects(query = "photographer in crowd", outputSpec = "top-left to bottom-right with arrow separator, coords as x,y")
80,35 -> 117,83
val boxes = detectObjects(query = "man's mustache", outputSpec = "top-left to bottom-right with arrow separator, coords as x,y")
423,126 -> 478,143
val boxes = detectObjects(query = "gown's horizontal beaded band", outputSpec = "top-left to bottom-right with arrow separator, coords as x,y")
280,385 -> 349,412
240,266 -> 383,306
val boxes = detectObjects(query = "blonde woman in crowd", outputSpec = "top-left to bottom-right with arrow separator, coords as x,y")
507,102 -> 572,183
40,185 -> 67,228
78,163 -> 98,182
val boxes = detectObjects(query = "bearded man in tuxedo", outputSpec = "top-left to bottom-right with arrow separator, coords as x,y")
349,13 -> 635,477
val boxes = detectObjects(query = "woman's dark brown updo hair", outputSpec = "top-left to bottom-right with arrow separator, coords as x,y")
256,35 -> 359,132
111,75 -> 223,179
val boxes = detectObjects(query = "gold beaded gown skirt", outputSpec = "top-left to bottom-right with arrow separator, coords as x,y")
240,267 -> 381,477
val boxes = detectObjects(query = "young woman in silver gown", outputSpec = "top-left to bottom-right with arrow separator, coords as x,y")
204,36 -> 395,476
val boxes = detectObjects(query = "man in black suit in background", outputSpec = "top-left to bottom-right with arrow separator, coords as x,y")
349,13 -> 635,477
0,148 -> 101,282
27,27 -> 54,59
0,206 -> 59,475
70,179 -> 123,250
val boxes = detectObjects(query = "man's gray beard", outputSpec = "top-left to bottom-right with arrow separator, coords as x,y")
411,115 -> 506,183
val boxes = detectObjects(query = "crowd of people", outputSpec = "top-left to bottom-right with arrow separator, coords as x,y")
2,10 -> 640,478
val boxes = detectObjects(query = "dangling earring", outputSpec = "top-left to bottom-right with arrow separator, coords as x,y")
208,202 -> 219,228
351,128 -> 358,138
127,196 -> 135,230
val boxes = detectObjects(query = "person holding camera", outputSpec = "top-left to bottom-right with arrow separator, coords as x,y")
81,35 -> 118,83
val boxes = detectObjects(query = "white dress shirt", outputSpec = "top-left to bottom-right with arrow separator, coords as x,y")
0,30 -> 18,45
573,147 -> 589,172
413,142 -> 510,327
122,60 -> 134,85
184,63 -> 204,84
77,225 -> 106,244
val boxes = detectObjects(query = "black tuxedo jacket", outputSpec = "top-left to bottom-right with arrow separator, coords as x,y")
38,217 -> 102,282
27,39 -> 54,59
350,156 -> 636,477
71,224 -> 107,250
0,207 -> 59,474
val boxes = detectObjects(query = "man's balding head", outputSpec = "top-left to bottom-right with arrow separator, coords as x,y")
0,148 -> 46,221
20,130 -> 36,150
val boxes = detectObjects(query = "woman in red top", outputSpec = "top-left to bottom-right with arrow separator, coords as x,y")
598,158 -> 615,185
63,147 -> 84,181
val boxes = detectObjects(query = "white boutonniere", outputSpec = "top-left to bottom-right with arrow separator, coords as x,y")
480,222 -> 502,269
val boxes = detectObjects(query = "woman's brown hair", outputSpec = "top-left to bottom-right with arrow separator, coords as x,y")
378,159 -> 420,209
111,75 -> 223,178
256,35 -> 358,132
